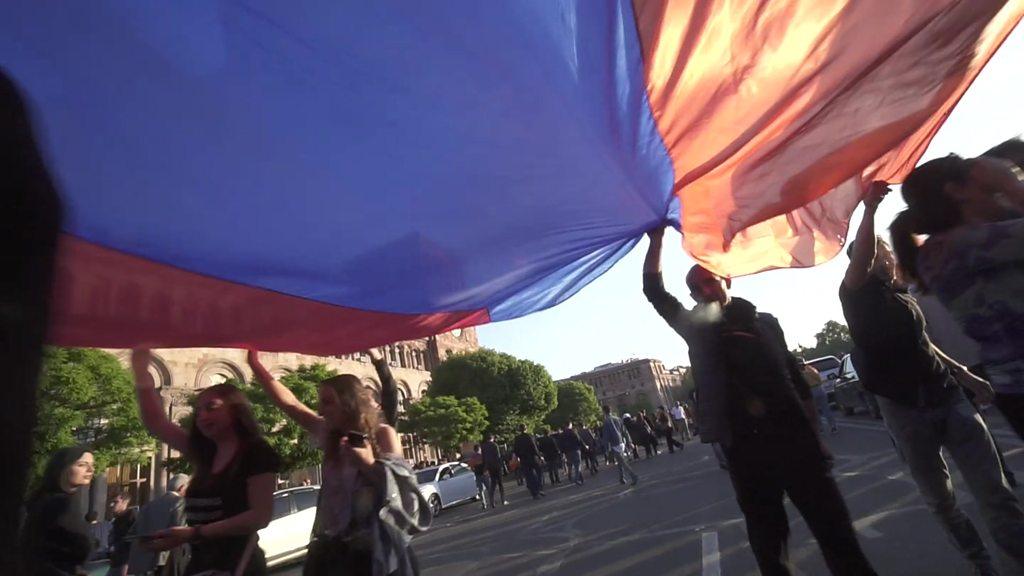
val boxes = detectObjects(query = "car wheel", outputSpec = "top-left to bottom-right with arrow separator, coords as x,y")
429,494 -> 442,517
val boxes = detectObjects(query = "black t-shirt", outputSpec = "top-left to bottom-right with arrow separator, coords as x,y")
20,492 -> 94,575
839,276 -> 954,407
109,507 -> 137,566
184,440 -> 281,576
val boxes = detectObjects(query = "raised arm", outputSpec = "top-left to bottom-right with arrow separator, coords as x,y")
131,349 -> 189,453
642,226 -> 689,323
247,350 -> 323,434
368,348 -> 399,427
843,181 -> 890,289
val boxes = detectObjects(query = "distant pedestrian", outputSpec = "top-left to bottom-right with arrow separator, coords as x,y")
670,401 -> 691,441
557,423 -> 585,486
600,406 -> 638,486
639,410 -> 660,455
577,424 -> 600,475
107,493 -> 137,576
800,359 -> 838,434
656,406 -> 683,453
623,414 -> 652,459
20,447 -> 96,576
481,434 -> 508,507
537,430 -> 563,485
513,425 -> 544,499
468,445 -> 489,510
127,474 -> 189,576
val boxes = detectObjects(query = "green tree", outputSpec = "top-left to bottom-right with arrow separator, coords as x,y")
242,364 -> 334,474
399,396 -> 488,454
793,320 -> 852,360
429,349 -> 557,438
31,348 -> 154,490
545,381 -> 601,429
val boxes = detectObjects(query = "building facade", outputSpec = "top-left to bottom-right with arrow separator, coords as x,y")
108,328 -> 479,501
560,358 -> 682,415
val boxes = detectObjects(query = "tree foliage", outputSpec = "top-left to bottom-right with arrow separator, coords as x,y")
793,320 -> 852,360
429,349 -> 557,439
399,396 -> 488,454
545,380 -> 601,429
31,348 -> 154,491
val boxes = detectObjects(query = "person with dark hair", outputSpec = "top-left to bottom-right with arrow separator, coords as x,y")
132,349 -> 279,576
556,423 -> 585,486
20,447 -> 95,576
248,350 -> 428,576
480,434 -> 507,507
106,493 -> 137,576
536,430 -> 563,485
467,445 -> 489,510
512,425 -> 544,499
643,225 -> 874,576
655,406 -> 683,453
844,181 -> 1024,575
892,154 -> 1024,439
624,413 -> 654,459
576,424 -> 600,475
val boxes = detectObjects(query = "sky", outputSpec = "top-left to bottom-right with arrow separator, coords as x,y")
478,27 -> 1024,381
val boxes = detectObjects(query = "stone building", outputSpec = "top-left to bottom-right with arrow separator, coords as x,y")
108,328 -> 479,500
560,358 -> 680,415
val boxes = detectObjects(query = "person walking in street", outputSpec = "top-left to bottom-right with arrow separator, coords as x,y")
247,350 -> 428,576
481,434 -> 508,507
639,409 -> 661,455
670,401 -> 691,441
656,406 -> 684,453
133,349 -> 281,576
468,445 -> 489,510
800,360 -> 838,434
624,414 -> 653,459
557,423 -> 585,486
20,447 -> 96,576
844,182 -> 1024,576
127,474 -> 189,576
106,493 -> 137,576
577,424 -> 600,476
600,406 -> 638,486
643,225 -> 875,576
537,430 -> 563,485
513,425 -> 544,499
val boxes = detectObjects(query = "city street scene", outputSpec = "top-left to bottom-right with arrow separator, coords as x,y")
5,4 -> 1024,576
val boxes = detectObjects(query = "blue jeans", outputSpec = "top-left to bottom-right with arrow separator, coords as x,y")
879,390 -> 1024,573
812,386 -> 836,429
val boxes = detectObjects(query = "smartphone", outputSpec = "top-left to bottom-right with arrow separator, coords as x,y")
345,431 -> 368,448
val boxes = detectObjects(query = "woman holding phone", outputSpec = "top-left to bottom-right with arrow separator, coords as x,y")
247,349 -> 427,576
131,349 -> 280,576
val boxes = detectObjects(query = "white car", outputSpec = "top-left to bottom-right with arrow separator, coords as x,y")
258,486 -> 319,568
416,462 -> 479,517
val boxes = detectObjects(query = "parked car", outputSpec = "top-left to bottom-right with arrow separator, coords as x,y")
806,355 -> 842,402
416,462 -> 479,517
258,486 -> 319,568
833,354 -> 881,418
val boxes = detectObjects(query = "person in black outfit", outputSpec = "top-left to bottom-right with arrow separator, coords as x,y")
480,434 -> 507,507
577,424 -> 600,475
642,225 -> 876,576
132,350 -> 280,576
106,493 -> 136,576
556,423 -> 586,486
20,446 -> 96,576
512,425 -> 544,499
536,430 -> 563,485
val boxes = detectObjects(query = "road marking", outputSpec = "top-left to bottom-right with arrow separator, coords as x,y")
701,531 -> 721,576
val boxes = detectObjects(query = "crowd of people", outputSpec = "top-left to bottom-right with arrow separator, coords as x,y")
11,98 -> 1024,576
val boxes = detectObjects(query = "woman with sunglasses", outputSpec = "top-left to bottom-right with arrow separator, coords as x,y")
248,349 -> 427,576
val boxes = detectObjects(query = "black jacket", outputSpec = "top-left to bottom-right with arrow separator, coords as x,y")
512,433 -> 541,464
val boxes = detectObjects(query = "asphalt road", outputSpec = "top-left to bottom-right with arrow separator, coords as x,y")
272,409 -> 1024,576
